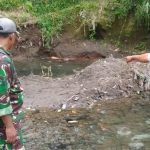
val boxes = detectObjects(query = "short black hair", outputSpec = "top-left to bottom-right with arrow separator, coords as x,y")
0,32 -> 11,38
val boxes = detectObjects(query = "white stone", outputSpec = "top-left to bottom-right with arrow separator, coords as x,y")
131,134 -> 150,141
117,127 -> 131,136
128,143 -> 144,149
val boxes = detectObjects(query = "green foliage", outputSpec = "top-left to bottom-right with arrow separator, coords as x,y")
25,1 -> 33,12
110,39 -> 122,47
108,0 -> 150,30
0,0 -> 101,48
112,0 -> 135,17
134,42 -> 146,51
0,0 -> 25,10
89,29 -> 96,40
37,12 -> 65,48
31,0 -> 80,15
100,40 -> 105,45
20,12 -> 27,22
35,1 -> 98,48
135,1 -> 150,29
0,0 -> 84,48
1,0 -> 150,50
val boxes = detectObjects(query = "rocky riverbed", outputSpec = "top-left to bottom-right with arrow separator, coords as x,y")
22,96 -> 150,150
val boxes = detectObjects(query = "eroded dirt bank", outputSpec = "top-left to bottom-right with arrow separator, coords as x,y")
20,57 -> 149,109
11,25 -> 126,61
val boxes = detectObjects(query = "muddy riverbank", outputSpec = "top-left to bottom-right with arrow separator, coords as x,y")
11,25 -> 128,61
20,57 -> 150,109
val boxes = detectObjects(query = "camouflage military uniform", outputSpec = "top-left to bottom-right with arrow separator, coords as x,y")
0,46 -> 24,150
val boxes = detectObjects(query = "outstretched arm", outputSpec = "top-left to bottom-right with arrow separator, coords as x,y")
124,53 -> 149,63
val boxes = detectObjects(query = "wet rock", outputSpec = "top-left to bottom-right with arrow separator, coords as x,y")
100,110 -> 107,115
146,119 -> 150,124
131,134 -> 150,141
70,137 -> 76,143
66,145 -> 72,150
97,140 -> 103,144
23,133 -> 39,139
128,143 -> 145,150
85,148 -> 91,150
32,109 -> 40,114
74,96 -> 80,101
102,116 -> 122,125
65,114 -> 88,122
117,127 -> 131,136
21,95 -> 150,149
22,125 -> 30,131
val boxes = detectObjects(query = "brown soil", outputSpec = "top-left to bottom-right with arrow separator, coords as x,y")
20,57 -> 149,109
11,25 -> 128,61
12,24 -> 41,60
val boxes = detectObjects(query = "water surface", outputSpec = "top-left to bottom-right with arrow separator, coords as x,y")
14,59 -> 93,77
22,96 -> 150,150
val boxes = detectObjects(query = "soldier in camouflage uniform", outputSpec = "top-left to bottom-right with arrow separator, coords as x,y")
0,18 -> 25,150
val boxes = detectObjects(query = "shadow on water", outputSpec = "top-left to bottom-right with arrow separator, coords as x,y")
22,96 -> 150,150
14,58 -> 93,77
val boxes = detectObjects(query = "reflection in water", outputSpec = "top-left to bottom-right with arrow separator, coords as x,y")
14,59 -> 93,77
22,96 -> 150,150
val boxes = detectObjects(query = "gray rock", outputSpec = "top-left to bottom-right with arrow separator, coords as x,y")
117,127 -> 131,136
128,143 -> 145,150
132,134 -> 150,141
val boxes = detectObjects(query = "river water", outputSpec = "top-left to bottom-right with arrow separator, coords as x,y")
14,59 -> 93,77
22,95 -> 150,150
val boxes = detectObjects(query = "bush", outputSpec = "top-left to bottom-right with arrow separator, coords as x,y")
108,0 -> 150,30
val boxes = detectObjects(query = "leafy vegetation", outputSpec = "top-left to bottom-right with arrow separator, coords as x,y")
0,0 -> 150,49
107,0 -> 150,29
134,42 -> 146,51
0,0 -> 100,47
36,1 -> 99,47
0,0 -> 25,10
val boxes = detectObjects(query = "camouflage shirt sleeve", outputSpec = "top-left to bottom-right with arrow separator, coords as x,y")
0,55 -> 13,117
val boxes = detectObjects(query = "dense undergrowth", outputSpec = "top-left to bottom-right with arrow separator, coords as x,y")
0,0 -> 150,49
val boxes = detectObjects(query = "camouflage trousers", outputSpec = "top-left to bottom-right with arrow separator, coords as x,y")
0,111 -> 25,150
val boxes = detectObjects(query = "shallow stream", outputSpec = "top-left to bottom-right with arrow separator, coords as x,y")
14,59 -> 93,77
22,96 -> 150,150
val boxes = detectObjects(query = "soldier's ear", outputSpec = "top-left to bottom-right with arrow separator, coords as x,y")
9,33 -> 13,41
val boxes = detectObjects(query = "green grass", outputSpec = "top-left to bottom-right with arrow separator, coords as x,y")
36,1 -> 100,47
0,0 -> 150,49
0,0 -> 101,48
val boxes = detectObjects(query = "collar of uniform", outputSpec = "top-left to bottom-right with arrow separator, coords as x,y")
0,46 -> 11,56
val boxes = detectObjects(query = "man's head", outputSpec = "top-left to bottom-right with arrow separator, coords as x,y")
0,18 -> 19,50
